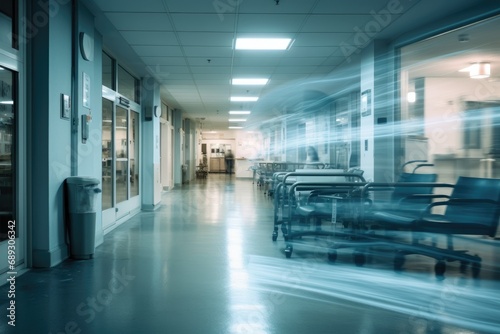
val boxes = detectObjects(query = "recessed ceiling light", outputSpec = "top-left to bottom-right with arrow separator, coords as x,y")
232,78 -> 269,85
229,111 -> 251,115
228,118 -> 247,122
230,96 -> 259,102
235,38 -> 292,50
459,62 -> 491,79
228,126 -> 243,129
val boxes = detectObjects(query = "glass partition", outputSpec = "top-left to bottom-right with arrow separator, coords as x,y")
0,67 -> 15,242
101,98 -> 113,210
0,0 -> 18,50
130,111 -> 139,197
399,15 -> 500,180
115,106 -> 128,203
118,66 -> 139,103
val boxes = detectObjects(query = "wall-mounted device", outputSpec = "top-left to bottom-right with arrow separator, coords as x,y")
61,94 -> 71,119
79,32 -> 94,61
82,114 -> 92,143
144,105 -> 159,121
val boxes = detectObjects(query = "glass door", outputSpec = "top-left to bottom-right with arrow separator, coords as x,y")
0,67 -> 21,275
102,98 -> 140,230
101,98 -> 115,230
115,106 -> 128,205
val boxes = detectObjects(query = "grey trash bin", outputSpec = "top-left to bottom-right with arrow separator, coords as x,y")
66,176 -> 101,259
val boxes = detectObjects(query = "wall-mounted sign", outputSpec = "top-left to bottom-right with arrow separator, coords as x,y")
61,94 -> 71,119
83,72 -> 90,109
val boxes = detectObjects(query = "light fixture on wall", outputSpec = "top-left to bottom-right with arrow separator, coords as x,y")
459,62 -> 491,79
469,62 -> 490,79
407,91 -> 416,103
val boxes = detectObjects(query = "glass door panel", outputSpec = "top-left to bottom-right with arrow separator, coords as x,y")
0,66 -> 18,274
101,98 -> 113,210
115,106 -> 128,203
130,111 -> 139,197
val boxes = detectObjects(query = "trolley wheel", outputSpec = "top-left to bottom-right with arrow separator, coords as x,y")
272,231 -> 278,242
471,261 -> 481,278
285,245 -> 293,258
327,250 -> 337,262
353,251 -> 366,267
394,252 -> 405,271
435,260 -> 446,278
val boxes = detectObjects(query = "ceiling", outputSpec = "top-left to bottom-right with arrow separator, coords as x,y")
84,0 -> 498,131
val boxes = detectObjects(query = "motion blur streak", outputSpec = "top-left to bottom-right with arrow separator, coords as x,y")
247,255 -> 500,333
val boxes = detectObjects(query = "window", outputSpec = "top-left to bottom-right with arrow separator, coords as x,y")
118,66 -> 139,103
0,0 -> 18,50
102,52 -> 114,90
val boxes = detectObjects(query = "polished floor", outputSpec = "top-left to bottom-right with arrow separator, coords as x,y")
1,174 -> 500,334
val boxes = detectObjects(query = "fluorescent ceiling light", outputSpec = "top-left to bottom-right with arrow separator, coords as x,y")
0,100 -> 14,105
470,62 -> 490,79
229,111 -> 251,115
230,96 -> 259,102
228,119 -> 247,122
235,38 -> 292,50
228,126 -> 243,129
232,78 -> 269,85
459,62 -> 491,79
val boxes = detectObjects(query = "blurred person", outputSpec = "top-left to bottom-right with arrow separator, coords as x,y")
305,146 -> 320,169
225,149 -> 235,174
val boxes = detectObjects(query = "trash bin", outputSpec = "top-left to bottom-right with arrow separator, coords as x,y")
65,176 -> 101,259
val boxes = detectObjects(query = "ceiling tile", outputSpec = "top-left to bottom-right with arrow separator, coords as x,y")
148,66 -> 191,74
177,32 -> 234,46
301,14 -> 372,33
190,66 -> 232,74
183,46 -> 233,58
237,14 -> 307,33
105,13 -> 173,31
273,66 -> 320,74
192,73 -> 231,81
287,46 -> 337,57
141,57 -> 188,66
293,33 -> 353,47
162,79 -> 196,85
279,57 -> 329,66
133,45 -> 183,57
171,14 -> 236,32
186,57 -> 232,66
195,79 -> 233,85
233,57 -> 281,67
163,0 -> 226,13
313,0 -> 392,14
231,67 -> 275,76
238,0 -> 315,14
94,0 -> 166,12
157,73 -> 194,80
120,31 -> 178,45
